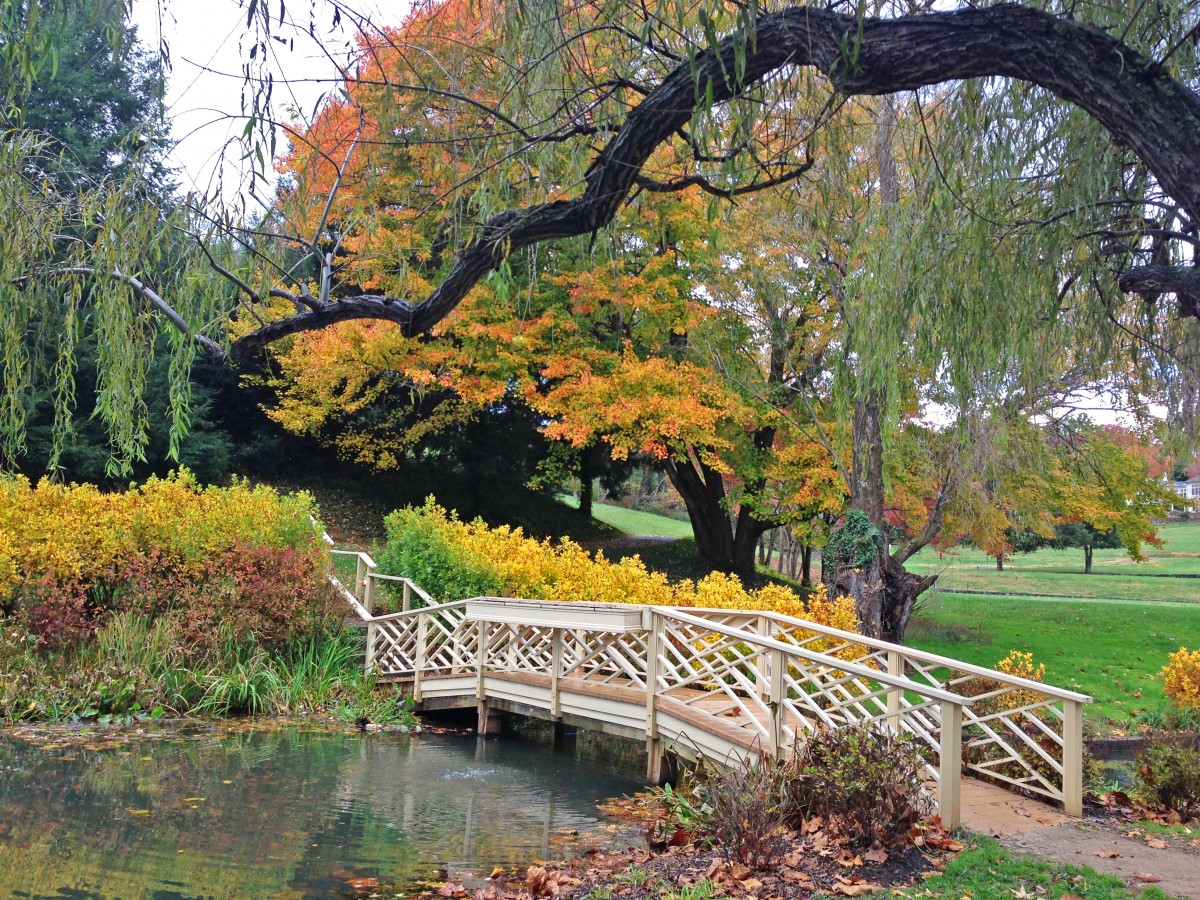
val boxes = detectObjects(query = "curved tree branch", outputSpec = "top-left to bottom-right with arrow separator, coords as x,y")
228,3 -> 1200,362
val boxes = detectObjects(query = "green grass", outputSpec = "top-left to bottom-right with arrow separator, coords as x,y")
557,498 -> 696,538
907,591 -> 1197,727
878,836 -> 1171,900
906,522 -> 1200,597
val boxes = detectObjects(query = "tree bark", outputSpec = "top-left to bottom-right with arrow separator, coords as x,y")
827,550 -> 937,642
800,544 -> 813,586
996,555 -> 1004,572
1084,544 -> 1094,574
213,4 -> 1200,364
663,449 -> 773,578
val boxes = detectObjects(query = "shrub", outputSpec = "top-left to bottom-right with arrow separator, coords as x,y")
792,724 -> 931,849
1135,740 -> 1200,815
378,499 -> 860,647
0,471 -> 333,648
1162,647 -> 1200,709
689,754 -> 801,869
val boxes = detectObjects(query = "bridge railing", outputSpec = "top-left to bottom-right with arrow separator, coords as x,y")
326,556 -> 1088,821
689,606 -> 1090,814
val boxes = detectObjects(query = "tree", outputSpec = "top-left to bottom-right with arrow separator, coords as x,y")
1053,522 -> 1121,575
3,0 -> 1199,571
15,0 -> 171,195
1049,419 -> 1174,573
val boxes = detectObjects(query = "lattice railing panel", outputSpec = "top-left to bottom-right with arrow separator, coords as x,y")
562,630 -> 649,688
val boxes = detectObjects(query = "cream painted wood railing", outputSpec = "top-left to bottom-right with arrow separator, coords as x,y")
328,552 -> 1090,824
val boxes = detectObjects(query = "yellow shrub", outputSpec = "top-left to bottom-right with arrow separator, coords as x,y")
383,501 -> 861,638
996,650 -> 1046,684
1162,647 -> 1200,709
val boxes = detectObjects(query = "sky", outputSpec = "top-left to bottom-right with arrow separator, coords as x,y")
129,0 -> 401,208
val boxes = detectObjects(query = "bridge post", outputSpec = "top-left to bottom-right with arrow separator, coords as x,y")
402,580 -> 411,612
1063,698 -> 1084,817
645,611 -> 664,783
938,698 -> 963,830
365,620 -> 377,674
413,614 -> 427,702
886,649 -> 903,730
550,627 -> 564,718
769,647 -> 786,758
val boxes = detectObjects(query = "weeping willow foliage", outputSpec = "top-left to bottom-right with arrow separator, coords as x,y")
0,133 -> 231,475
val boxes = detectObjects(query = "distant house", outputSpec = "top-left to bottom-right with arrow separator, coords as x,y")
1170,461 -> 1200,512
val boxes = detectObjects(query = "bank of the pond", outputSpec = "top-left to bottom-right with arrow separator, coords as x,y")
0,722 -> 642,897
0,617 -> 417,728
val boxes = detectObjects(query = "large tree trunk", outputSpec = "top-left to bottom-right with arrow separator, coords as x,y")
996,555 -> 1004,571
664,447 -> 772,578
827,550 -> 937,642
800,544 -> 813,586
1084,545 -> 1094,574
824,98 -> 942,645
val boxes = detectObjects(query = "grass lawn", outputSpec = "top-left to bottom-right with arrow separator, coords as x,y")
558,497 -> 696,539
907,591 -> 1197,728
906,521 -> 1200,593
880,836 -> 1170,900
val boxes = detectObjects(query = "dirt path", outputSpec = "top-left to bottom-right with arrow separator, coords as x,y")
998,819 -> 1200,897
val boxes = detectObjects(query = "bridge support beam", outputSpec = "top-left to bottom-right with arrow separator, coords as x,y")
645,738 -> 676,785
477,701 -> 502,735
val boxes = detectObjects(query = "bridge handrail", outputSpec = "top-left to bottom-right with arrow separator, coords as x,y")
650,606 -> 966,706
710,606 -> 1092,705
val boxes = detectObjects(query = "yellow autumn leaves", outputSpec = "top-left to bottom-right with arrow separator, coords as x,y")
382,500 -> 859,643
0,471 -> 324,596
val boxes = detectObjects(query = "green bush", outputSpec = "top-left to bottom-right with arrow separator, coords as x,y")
1135,740 -> 1200,815
378,500 -> 502,604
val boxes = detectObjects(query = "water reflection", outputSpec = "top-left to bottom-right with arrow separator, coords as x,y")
0,726 -> 641,899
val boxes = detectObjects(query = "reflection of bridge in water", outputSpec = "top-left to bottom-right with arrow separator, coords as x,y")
334,551 -> 1090,829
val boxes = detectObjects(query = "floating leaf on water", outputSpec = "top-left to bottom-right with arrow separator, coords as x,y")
127,809 -> 151,816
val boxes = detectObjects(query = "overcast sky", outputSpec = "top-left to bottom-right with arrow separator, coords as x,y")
129,0 -> 401,207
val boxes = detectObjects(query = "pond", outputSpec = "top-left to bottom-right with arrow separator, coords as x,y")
0,724 -> 644,898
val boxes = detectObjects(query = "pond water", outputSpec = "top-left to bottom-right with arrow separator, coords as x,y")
0,725 -> 643,899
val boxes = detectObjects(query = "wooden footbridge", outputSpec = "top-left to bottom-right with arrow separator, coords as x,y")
332,551 -> 1090,829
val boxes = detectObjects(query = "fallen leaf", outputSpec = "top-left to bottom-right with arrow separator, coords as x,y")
1036,817 -> 1056,825
1146,838 -> 1169,849
127,809 -> 151,816
1012,887 -> 1036,899
1133,873 -> 1162,884
1015,807 -> 1032,817
183,797 -> 205,803
833,875 -> 882,896
525,865 -> 548,895
489,866 -> 505,879
1094,849 -> 1120,859
666,828 -> 690,847
783,871 -> 815,886
346,878 -> 380,890
741,877 -> 764,890
1060,894 -> 1086,900
730,862 -> 752,881
864,848 -> 889,865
